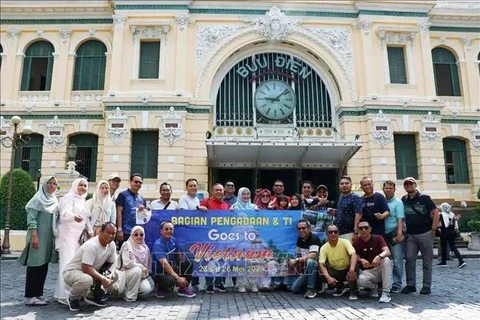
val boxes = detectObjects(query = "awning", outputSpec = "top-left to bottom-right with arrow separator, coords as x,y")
206,139 -> 362,169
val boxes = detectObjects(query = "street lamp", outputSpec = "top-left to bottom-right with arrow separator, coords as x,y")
66,143 -> 78,173
1,116 -> 32,254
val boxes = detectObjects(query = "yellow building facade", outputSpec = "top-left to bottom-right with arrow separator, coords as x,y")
1,0 -> 479,201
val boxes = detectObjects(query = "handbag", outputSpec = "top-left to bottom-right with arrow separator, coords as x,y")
78,228 -> 90,246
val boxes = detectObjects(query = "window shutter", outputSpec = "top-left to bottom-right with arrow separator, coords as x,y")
394,134 -> 418,179
73,41 -> 106,90
131,131 -> 159,179
432,48 -> 462,97
450,63 -> 461,97
387,47 -> 407,84
69,134 -> 98,182
139,41 -> 160,79
444,138 -> 469,184
14,134 -> 43,180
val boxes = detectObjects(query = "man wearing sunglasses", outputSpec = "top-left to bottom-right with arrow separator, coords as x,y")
353,220 -> 392,303
289,219 -> 322,299
319,224 -> 358,300
152,221 -> 196,299
116,173 -> 147,244
223,181 -> 237,208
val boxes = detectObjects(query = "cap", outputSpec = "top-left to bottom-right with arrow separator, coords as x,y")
403,177 -> 417,185
108,173 -> 121,181
315,185 -> 328,193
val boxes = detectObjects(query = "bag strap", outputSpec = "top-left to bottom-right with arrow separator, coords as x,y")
163,201 -> 171,210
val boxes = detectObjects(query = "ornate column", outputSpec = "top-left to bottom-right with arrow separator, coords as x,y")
175,14 -> 191,94
417,22 -> 436,99
356,19 -> 377,98
109,14 -> 127,93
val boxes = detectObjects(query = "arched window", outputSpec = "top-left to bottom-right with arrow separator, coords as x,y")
443,138 -> 469,184
432,47 -> 461,96
21,41 -> 54,91
73,40 -> 107,90
69,134 -> 98,182
14,133 -> 44,180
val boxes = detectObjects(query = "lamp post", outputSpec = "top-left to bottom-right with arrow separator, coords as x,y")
36,169 -> 42,191
66,143 -> 78,173
1,116 -> 32,254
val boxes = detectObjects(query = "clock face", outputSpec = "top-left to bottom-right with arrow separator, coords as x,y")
254,80 -> 295,121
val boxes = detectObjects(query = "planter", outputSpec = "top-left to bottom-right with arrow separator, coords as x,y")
468,232 -> 480,251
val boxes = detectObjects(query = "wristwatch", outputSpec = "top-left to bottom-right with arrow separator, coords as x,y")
377,255 -> 383,260
117,228 -> 123,232
295,258 -> 299,263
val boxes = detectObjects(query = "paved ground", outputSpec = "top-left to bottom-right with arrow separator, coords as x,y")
1,259 -> 479,320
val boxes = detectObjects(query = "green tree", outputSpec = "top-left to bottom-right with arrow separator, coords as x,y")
0,169 -> 36,230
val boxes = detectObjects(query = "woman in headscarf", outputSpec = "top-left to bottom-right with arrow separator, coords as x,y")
438,203 -> 466,268
18,176 -> 59,306
254,189 -> 274,210
54,178 -> 89,305
288,193 -> 304,210
86,180 -> 116,236
230,187 -> 258,210
110,226 -> 153,301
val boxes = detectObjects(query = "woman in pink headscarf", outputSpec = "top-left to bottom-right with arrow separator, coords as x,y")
110,225 -> 153,301
54,178 -> 89,305
254,189 -> 274,210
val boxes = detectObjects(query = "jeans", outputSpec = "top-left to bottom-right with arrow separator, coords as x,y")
154,261 -> 193,291
291,259 -> 318,293
388,240 -> 405,289
205,277 -> 225,287
405,231 -> 434,289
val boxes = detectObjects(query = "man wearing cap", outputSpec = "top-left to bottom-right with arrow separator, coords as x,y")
401,177 -> 440,295
108,173 -> 121,202
309,185 -> 336,211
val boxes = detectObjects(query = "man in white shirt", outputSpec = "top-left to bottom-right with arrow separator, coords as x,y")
151,182 -> 179,210
178,178 -> 207,211
108,173 -> 121,202
63,222 -> 118,312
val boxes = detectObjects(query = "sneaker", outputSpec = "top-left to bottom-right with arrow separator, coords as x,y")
370,284 -> 379,298
379,291 -> 391,303
191,284 -> 201,292
214,283 -> 226,293
304,288 -> 317,299
238,284 -> 247,293
401,286 -> 416,294
349,291 -> 358,300
420,287 -> 431,295
332,287 -> 348,297
390,286 -> 401,294
206,285 -> 214,294
155,289 -> 167,299
457,262 -> 466,269
177,288 -> 196,298
260,285 -> 271,292
437,263 -> 447,267
25,297 -> 48,306
67,298 -> 82,312
84,297 -> 107,307
250,282 -> 259,293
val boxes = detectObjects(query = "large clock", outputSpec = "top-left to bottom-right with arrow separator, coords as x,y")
254,80 -> 295,121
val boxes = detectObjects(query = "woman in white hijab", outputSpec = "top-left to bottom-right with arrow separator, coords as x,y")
54,178 -> 89,305
438,203 -> 466,268
18,176 -> 59,305
86,180 -> 116,236
109,225 -> 153,301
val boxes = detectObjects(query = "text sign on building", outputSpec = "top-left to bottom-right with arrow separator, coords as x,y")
235,55 -> 312,81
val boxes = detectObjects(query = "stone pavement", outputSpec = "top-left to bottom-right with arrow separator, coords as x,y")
1,259 -> 479,320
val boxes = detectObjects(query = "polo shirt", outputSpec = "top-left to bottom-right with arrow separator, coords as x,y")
152,235 -> 179,274
362,192 -> 389,236
385,196 -> 405,234
222,195 -> 237,207
353,235 -> 387,268
401,191 -> 437,235
115,189 -> 146,235
336,193 -> 363,235
319,238 -> 356,271
296,232 -> 322,258
200,197 -> 229,210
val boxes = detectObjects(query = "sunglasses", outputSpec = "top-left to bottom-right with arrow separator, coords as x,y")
134,233 -> 144,237
297,227 -> 307,231
327,230 -> 339,234
163,228 -> 174,231
358,226 -> 369,230
226,184 -> 235,187
133,181 -> 143,184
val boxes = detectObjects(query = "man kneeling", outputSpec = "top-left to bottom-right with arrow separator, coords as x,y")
63,222 -> 118,311
152,221 -> 196,298
353,220 -> 392,303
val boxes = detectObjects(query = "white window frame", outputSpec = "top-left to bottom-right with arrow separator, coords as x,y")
130,25 -> 170,80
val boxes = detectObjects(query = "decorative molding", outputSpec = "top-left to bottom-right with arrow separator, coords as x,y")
0,19 -> 113,25
59,29 -> 72,44
106,107 -> 129,145
244,6 -> 301,41
88,29 -> 96,36
377,31 -> 415,50
441,118 -> 480,125
307,28 -> 352,71
45,116 -> 65,151
443,99 -> 462,118
176,14 -> 191,31
472,120 -> 480,152
0,116 -> 11,148
195,25 -> 242,69
138,95 -> 152,105
357,20 -> 372,35
399,98 -> 410,108
0,113 -> 103,120
371,110 -> 393,147
462,37 -> 473,51
358,10 -> 427,17
418,22 -> 431,37
113,14 -> 127,30
421,111 -> 441,148
116,4 -> 188,10
430,26 -> 480,33
104,105 -> 210,114
161,107 -> 184,145
37,30 -> 44,37
8,28 -> 21,42
338,108 -> 441,118
71,91 -> 103,114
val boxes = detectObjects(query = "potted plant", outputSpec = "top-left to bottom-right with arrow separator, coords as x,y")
467,211 -> 480,251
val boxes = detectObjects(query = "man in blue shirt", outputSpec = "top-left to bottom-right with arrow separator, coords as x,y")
222,181 -> 237,208
336,176 -> 363,241
360,177 -> 390,236
116,173 -> 147,243
383,180 -> 405,293
152,221 -> 196,299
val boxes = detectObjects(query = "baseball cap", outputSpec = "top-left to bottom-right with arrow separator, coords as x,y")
108,173 -> 121,181
403,177 -> 417,184
315,185 -> 328,193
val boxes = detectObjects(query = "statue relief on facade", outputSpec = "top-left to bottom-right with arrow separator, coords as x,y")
106,107 -> 129,145
421,112 -> 441,148
161,107 -> 184,145
472,121 -> 480,152
45,116 -> 65,151
244,6 -> 300,41
371,110 -> 393,147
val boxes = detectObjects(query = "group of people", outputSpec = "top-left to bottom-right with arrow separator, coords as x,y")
18,172 -> 466,311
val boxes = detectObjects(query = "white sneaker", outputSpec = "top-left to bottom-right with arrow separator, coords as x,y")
238,285 -> 247,293
379,291 -> 391,303
25,297 -> 47,306
370,284 -> 379,298
250,282 -> 259,293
